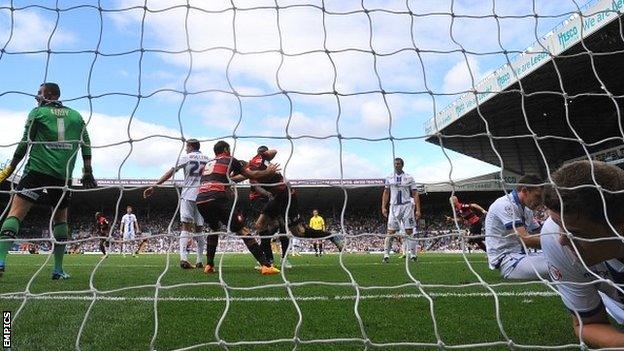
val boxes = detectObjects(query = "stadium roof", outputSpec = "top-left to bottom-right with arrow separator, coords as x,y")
424,0 -> 624,177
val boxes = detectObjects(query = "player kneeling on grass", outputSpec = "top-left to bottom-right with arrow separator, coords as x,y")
541,161 -> 624,348
196,141 -> 281,275
144,138 -> 210,269
0,82 -> 97,279
484,175 -> 548,280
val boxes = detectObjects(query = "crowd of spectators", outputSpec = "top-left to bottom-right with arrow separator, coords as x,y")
10,207 -> 477,254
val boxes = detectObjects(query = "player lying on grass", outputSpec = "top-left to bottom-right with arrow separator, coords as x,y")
143,139 -> 210,269
0,82 -> 97,279
240,146 -> 344,257
445,196 -> 487,252
541,160 -> 624,348
196,141 -> 281,275
484,174 -> 549,280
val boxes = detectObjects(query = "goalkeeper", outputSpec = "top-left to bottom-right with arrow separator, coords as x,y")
0,82 -> 97,279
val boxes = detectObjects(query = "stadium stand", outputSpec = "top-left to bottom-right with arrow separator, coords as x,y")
1,176 -> 500,254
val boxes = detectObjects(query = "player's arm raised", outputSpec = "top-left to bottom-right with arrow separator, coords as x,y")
144,158 -> 186,198
241,162 -> 280,180
230,160 -> 249,183
572,308 -> 624,348
144,168 -> 175,198
470,203 -> 487,215
0,111 -> 37,183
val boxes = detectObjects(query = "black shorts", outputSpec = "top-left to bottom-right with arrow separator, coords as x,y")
249,197 -> 269,219
467,220 -> 484,245
16,170 -> 71,209
197,195 -> 245,233
469,221 -> 482,236
262,191 -> 299,224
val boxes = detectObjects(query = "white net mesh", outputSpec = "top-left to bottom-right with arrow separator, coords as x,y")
1,0 -> 624,350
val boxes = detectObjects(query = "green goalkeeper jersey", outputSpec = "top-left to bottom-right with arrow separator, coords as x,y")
14,102 -> 92,180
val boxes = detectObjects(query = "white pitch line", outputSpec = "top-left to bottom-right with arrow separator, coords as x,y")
0,291 -> 559,303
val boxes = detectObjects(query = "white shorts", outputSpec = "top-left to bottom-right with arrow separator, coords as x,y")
180,199 -> 204,226
499,253 -> 549,280
292,238 -> 302,248
599,291 -> 624,324
123,231 -> 135,241
387,203 -> 415,231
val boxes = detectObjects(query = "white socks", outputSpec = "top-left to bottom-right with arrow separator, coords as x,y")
195,233 -> 205,264
180,231 -> 190,261
408,237 -> 418,257
384,236 -> 393,257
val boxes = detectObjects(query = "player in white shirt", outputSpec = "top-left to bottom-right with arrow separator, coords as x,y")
484,174 -> 548,279
381,158 -> 421,263
541,160 -> 624,348
120,205 -> 140,256
144,139 -> 211,269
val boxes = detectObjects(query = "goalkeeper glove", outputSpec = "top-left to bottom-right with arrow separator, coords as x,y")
0,165 -> 14,183
82,165 -> 97,189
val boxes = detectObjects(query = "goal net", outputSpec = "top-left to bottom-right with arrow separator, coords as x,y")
1,0 -> 623,350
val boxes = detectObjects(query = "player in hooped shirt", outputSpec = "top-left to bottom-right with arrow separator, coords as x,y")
195,141 -> 281,275
247,146 -> 291,267
247,146 -> 344,257
446,196 -> 487,252
144,139 -> 211,269
94,212 -> 110,258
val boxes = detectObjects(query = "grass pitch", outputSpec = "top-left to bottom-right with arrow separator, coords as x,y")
0,252 -> 577,350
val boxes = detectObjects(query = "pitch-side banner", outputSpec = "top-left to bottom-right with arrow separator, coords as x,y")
424,0 -> 624,134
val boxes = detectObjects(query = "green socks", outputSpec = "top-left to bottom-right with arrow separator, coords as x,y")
0,216 -> 21,266
0,218 -> 69,274
53,222 -> 68,273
